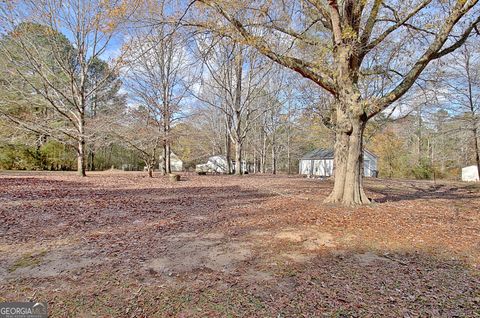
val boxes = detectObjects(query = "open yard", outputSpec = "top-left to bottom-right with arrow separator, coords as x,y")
0,171 -> 479,317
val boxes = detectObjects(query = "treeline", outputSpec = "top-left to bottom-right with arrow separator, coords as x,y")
0,141 -> 143,171
370,111 -> 478,180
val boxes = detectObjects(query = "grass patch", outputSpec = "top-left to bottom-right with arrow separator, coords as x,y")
8,250 -> 47,272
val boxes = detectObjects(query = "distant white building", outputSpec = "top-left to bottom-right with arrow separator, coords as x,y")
462,165 -> 479,181
299,148 -> 378,177
206,155 -> 232,173
196,155 -> 253,174
159,152 -> 183,172
121,164 -> 138,171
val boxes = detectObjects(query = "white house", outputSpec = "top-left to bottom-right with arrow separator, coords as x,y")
299,148 -> 378,177
462,165 -> 479,181
159,152 -> 183,172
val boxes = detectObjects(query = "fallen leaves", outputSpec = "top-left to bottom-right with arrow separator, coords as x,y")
0,171 -> 479,317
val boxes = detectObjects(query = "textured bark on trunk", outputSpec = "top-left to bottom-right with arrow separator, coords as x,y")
232,48 -> 243,176
323,42 -> 371,205
325,100 -> 370,205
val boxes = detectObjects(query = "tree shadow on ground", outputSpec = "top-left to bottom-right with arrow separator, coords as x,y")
370,183 -> 479,203
0,180 -> 276,244
238,248 -> 480,317
2,245 -> 478,317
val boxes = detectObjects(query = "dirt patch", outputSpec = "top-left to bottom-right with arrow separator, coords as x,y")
281,252 -> 314,263
5,248 -> 102,280
354,252 -> 393,265
146,233 -> 252,275
243,268 -> 275,283
274,227 -> 336,250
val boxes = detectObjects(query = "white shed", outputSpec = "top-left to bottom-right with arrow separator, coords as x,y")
159,152 -> 183,172
363,150 -> 378,177
462,165 -> 479,181
195,155 -> 253,174
299,148 -> 378,177
207,155 -> 232,173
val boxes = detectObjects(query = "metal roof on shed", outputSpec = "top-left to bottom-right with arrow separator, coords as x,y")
301,148 -> 378,160
301,148 -> 334,160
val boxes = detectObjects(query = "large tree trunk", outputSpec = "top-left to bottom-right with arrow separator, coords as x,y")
324,44 -> 371,206
325,104 -> 370,205
77,137 -> 86,177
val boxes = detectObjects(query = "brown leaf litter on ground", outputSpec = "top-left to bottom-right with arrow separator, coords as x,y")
0,171 -> 479,317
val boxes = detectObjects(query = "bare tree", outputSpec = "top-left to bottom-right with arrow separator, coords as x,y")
195,38 -> 271,175
114,107 -> 162,177
124,23 -> 192,175
443,43 -> 480,178
259,73 -> 288,174
0,0 -> 131,176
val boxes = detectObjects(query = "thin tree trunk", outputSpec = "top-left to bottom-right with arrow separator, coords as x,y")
77,137 -> 86,177
473,127 -> 480,180
148,164 -> 153,178
162,143 -> 167,175
166,142 -> 171,174
271,143 -> 277,174
417,107 -> 422,164
261,132 -> 267,173
287,125 -> 291,175
233,46 -> 243,176
225,116 -> 232,174
253,147 -> 257,173
89,150 -> 95,171
235,139 -> 242,175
